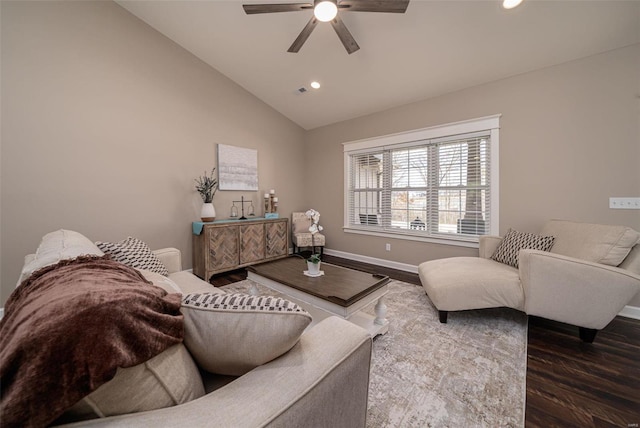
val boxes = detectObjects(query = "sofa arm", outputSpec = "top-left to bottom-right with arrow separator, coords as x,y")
519,249 -> 640,329
60,317 -> 372,428
153,248 -> 182,274
479,235 -> 502,259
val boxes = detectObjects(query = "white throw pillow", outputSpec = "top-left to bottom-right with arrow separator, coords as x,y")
541,220 -> 640,266
63,344 -> 204,420
181,292 -> 312,376
18,229 -> 104,285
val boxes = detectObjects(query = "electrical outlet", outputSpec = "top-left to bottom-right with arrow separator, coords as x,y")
609,197 -> 640,210
385,243 -> 391,251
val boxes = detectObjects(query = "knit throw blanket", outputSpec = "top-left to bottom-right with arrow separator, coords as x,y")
0,256 -> 184,428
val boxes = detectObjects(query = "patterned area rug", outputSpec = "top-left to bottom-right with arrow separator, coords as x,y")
221,279 -> 527,427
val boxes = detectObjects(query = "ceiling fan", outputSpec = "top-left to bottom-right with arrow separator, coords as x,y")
242,0 -> 410,54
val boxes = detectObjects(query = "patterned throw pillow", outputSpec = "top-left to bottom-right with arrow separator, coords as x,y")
181,293 -> 312,376
96,237 -> 169,276
491,228 -> 555,268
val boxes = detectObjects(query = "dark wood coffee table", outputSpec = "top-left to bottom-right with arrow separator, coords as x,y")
247,256 -> 390,336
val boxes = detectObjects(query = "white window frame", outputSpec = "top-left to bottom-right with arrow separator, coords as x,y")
343,115 -> 500,248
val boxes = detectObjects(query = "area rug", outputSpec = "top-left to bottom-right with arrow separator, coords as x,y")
221,279 -> 527,427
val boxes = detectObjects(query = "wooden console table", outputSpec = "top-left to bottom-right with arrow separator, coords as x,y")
192,217 -> 288,282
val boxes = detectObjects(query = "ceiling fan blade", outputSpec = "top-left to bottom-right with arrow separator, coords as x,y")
330,15 -> 360,54
288,17 -> 318,53
243,3 -> 313,14
338,0 -> 409,13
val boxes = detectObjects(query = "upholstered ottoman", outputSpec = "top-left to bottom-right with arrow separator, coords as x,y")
418,257 -> 524,323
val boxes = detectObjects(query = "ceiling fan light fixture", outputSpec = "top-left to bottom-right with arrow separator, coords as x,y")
502,0 -> 523,9
314,0 -> 338,22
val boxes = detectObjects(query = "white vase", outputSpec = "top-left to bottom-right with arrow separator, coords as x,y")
307,260 -> 321,275
201,202 -> 216,222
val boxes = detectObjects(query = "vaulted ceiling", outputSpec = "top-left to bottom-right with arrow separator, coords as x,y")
117,0 -> 640,130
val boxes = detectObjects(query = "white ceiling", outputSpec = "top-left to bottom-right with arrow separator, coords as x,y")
117,0 -> 640,130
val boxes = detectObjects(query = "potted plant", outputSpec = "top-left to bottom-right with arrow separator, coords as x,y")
306,253 -> 322,276
195,168 -> 218,222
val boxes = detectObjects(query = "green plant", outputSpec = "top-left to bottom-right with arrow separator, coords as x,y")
307,254 -> 321,264
195,168 -> 218,203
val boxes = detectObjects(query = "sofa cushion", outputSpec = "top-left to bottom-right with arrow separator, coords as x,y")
64,344 -> 204,420
541,220 -> 640,266
168,270 -> 224,295
18,229 -> 103,285
139,269 -> 182,294
491,228 -> 555,268
181,292 -> 312,376
419,257 -> 524,311
96,236 -> 169,276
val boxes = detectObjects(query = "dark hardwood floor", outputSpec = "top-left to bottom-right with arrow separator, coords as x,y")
209,255 -> 640,427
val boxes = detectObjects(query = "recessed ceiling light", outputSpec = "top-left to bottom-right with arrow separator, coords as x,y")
502,0 -> 523,9
310,81 -> 321,89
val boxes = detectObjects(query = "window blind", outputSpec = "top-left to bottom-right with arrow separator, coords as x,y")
347,132 -> 492,241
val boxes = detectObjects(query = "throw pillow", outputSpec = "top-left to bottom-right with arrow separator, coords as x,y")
491,228 -> 555,268
541,219 -> 640,266
181,292 -> 312,376
18,229 -> 104,285
62,344 -> 204,421
96,237 -> 169,276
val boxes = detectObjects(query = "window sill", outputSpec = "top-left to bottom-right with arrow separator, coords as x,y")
343,227 -> 480,248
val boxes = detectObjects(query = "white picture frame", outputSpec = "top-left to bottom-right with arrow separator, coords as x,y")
217,144 -> 258,191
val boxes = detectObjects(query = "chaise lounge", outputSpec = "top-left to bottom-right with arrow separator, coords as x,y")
418,220 -> 640,343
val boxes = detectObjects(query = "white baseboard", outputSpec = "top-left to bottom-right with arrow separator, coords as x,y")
324,248 -> 419,274
323,248 -> 640,320
619,305 -> 640,320
0,307 -> 3,320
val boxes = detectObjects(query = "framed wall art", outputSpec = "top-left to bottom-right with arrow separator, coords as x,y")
217,144 -> 258,191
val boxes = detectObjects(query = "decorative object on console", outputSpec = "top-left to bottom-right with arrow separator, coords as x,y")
195,168 -> 218,222
230,196 -> 255,220
217,144 -> 258,191
264,189 -> 280,218
305,253 -> 323,276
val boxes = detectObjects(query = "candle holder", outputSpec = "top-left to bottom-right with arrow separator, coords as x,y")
264,189 -> 280,218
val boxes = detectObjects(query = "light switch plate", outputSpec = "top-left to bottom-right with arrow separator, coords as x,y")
609,197 -> 640,209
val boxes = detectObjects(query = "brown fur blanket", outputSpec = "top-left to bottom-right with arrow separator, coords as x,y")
0,256 -> 184,427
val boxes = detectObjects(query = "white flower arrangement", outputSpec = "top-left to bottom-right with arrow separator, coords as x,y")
305,209 -> 323,234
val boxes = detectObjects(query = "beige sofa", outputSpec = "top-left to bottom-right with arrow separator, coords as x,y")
419,220 -> 640,343
4,230 -> 372,427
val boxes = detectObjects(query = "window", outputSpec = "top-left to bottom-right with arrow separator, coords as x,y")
344,115 -> 499,247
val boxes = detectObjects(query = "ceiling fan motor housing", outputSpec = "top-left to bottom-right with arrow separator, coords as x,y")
242,0 -> 410,54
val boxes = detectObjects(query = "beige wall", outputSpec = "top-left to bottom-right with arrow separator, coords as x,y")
0,1 -> 306,304
305,44 -> 640,304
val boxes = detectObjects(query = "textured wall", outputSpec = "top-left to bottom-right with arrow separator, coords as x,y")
0,1 -> 305,304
